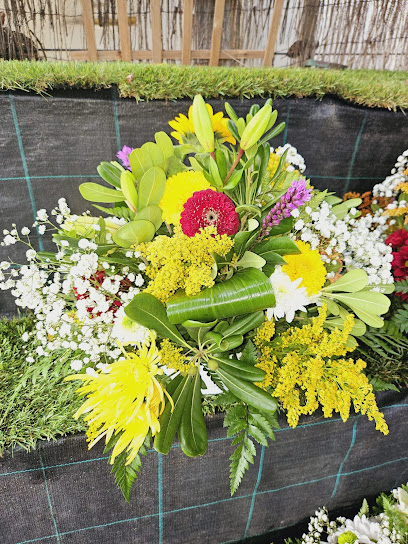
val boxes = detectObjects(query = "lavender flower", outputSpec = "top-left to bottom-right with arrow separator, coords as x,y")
116,145 -> 134,170
262,178 -> 312,236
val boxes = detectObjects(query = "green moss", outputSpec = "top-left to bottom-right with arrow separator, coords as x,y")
0,61 -> 407,110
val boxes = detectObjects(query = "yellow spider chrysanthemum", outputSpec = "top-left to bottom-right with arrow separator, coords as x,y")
159,170 -> 212,224
282,240 -> 327,296
169,104 -> 236,145
67,342 -> 167,464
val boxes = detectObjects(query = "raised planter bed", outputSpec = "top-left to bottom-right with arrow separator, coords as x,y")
0,389 -> 407,544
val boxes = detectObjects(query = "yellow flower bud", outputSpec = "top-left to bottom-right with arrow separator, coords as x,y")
240,104 -> 272,150
192,95 -> 215,153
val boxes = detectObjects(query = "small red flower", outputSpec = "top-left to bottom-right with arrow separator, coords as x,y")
180,189 -> 239,237
385,228 -> 408,250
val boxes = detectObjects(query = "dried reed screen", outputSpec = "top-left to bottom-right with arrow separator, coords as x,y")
0,0 -> 407,70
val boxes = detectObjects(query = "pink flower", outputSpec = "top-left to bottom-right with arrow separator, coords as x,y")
180,189 -> 239,237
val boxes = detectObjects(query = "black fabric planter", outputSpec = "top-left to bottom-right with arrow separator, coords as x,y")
1,89 -> 408,315
0,389 -> 407,544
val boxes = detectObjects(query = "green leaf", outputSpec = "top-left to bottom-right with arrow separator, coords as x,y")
221,312 -> 265,338
216,367 -> 277,414
155,131 -> 174,160
125,292 -> 188,346
235,204 -> 262,218
324,298 -> 340,316
179,371 -> 208,457
322,269 -> 368,293
154,374 -> 193,455
234,231 -> 253,255
236,251 -> 266,270
134,205 -> 162,231
129,148 -> 153,179
215,149 -> 228,181
97,161 -> 123,188
329,291 -> 391,324
211,355 -> 265,382
254,236 -> 299,257
79,182 -> 125,203
92,204 -> 135,221
218,334 -> 244,351
112,220 -> 155,247
106,434 -> 150,502
240,341 -> 257,365
369,377 -> 399,393
324,317 -> 367,337
138,166 -> 166,209
267,217 -> 293,236
223,168 -> 243,191
141,142 -> 165,167
209,158 -> 223,187
120,170 -> 138,210
166,268 -> 275,324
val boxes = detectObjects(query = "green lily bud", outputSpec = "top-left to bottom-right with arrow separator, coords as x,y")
240,104 -> 272,150
192,95 -> 215,153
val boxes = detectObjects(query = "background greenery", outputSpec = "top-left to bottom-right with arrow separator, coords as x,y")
0,62 -> 408,110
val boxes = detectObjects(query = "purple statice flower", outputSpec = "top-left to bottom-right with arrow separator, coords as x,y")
116,145 -> 134,170
261,178 -> 312,236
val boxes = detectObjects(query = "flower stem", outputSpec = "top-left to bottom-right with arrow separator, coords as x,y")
223,148 -> 244,186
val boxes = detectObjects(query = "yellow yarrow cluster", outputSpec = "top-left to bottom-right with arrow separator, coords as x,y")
159,171 -> 212,225
282,240 -> 327,295
138,225 -> 233,304
169,103 -> 236,145
159,339 -> 195,374
254,306 -> 389,434
384,206 -> 408,217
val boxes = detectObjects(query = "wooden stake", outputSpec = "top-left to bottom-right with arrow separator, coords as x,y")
182,0 -> 193,65
80,0 -> 98,61
151,0 -> 162,63
209,0 -> 225,66
117,0 -> 131,62
263,0 -> 285,66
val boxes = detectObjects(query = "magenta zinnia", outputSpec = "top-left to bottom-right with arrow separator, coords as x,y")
180,189 -> 239,237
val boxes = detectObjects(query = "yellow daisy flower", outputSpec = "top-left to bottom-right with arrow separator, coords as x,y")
282,240 -> 327,296
169,104 -> 236,145
67,342 -> 167,464
159,170 -> 212,224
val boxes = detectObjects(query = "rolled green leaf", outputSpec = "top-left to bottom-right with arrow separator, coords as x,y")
166,268 -> 275,324
218,334 -> 244,351
179,371 -> 207,457
125,293 -> 188,347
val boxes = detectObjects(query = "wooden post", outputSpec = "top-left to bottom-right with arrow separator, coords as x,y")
263,0 -> 285,66
150,0 -> 162,63
80,0 -> 98,61
209,0 -> 225,66
182,0 -> 193,65
117,0 -> 131,62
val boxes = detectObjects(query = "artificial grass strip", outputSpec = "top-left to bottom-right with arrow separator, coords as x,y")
0,61 -> 407,110
0,316 -> 85,454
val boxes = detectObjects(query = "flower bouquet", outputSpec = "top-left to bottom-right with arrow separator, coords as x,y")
0,96 -> 398,501
298,482 -> 408,544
